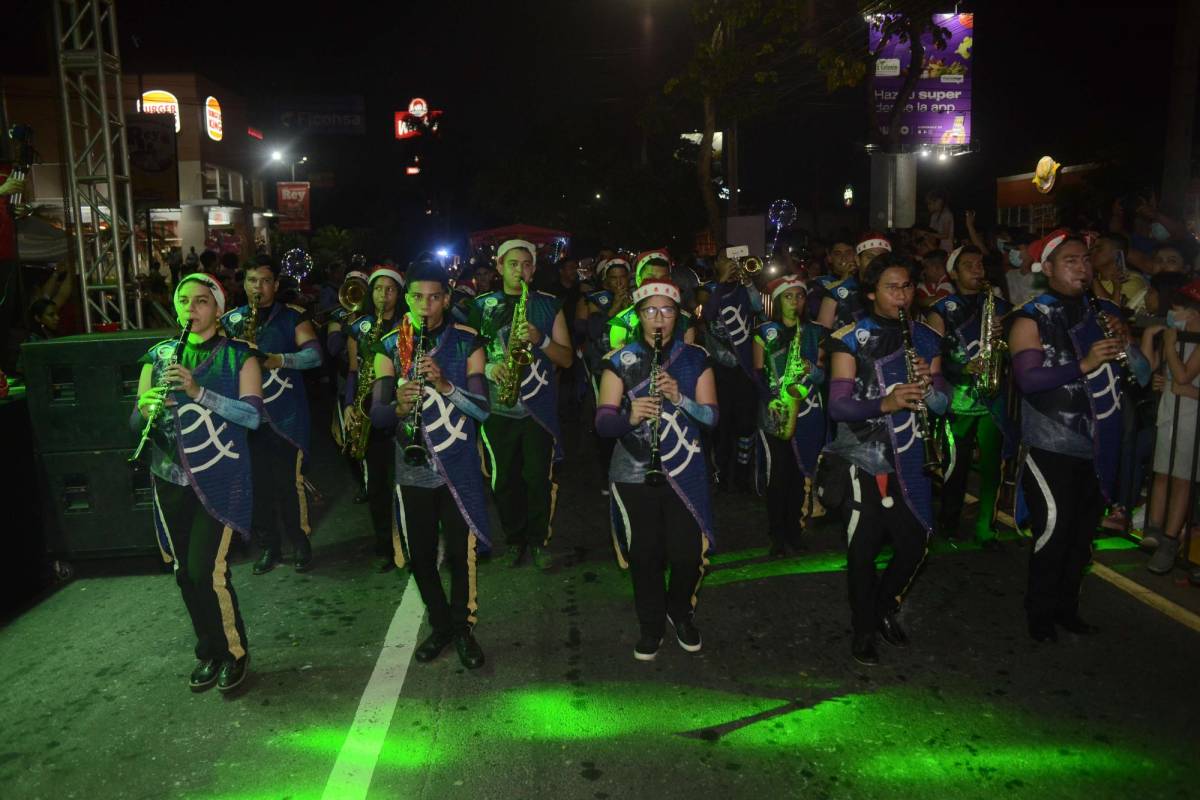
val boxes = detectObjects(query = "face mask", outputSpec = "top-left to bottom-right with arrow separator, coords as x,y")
1167,310 -> 1189,330
1150,222 -> 1170,242
1008,249 -> 1023,268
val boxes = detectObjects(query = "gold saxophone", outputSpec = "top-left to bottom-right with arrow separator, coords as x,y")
240,291 -> 260,348
966,283 -> 1006,398
343,318 -> 380,460
767,326 -> 810,440
496,281 -> 532,406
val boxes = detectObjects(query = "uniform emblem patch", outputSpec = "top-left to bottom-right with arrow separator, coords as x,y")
620,351 -> 637,366
856,329 -> 870,345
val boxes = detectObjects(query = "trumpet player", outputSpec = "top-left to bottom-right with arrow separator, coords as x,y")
1007,231 -> 1126,643
134,274 -> 263,693
344,266 -> 405,572
752,276 -> 827,556
371,259 -> 491,669
823,254 -> 948,666
595,279 -> 717,661
925,246 -> 1013,548
815,233 -> 891,331
467,239 -> 573,570
222,259 -> 323,576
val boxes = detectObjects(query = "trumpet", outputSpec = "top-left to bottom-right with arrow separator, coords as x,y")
730,256 -> 763,286
644,330 -> 666,487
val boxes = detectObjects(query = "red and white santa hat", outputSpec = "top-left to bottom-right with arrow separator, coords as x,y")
765,275 -> 807,300
1029,228 -> 1071,273
369,264 -> 405,286
856,232 -> 892,256
945,246 -> 966,276
175,272 -> 227,315
345,269 -> 370,284
496,239 -> 537,263
632,278 -> 681,305
598,257 -> 630,281
635,248 -> 672,283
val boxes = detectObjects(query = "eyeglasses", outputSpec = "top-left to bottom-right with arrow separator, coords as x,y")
638,306 -> 678,319
879,282 -> 915,293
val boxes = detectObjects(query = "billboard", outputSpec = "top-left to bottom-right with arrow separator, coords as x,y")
870,13 -> 973,146
277,96 -> 366,135
276,181 -> 311,232
127,112 -> 180,208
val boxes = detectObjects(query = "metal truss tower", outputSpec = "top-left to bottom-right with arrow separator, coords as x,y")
51,0 -> 141,330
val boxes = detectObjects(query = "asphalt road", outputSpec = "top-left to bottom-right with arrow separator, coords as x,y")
2,410 -> 1198,800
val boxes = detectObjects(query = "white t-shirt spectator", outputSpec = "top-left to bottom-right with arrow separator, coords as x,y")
930,208 -> 954,252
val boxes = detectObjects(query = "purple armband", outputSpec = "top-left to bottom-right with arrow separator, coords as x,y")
828,378 -> 883,422
1012,348 -> 1082,394
326,329 -> 346,358
467,373 -> 489,402
369,375 -> 399,430
595,404 -> 634,438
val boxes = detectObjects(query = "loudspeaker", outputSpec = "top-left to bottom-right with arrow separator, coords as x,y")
21,329 -> 173,454
37,449 -> 158,559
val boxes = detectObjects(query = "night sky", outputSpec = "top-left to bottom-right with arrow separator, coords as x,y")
2,0 -> 1184,252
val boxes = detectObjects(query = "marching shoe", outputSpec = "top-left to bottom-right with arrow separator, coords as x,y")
294,539 -> 313,573
252,549 -> 280,575
878,613 -> 910,648
851,633 -> 879,666
455,631 -> 485,670
634,633 -> 663,662
666,614 -> 702,653
1028,619 -> 1058,643
189,659 -> 219,692
1055,614 -> 1100,635
504,545 -> 527,568
530,546 -> 553,571
216,656 -> 249,693
414,629 -> 456,663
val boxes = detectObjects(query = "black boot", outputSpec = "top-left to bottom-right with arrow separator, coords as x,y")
252,548 -> 280,575
878,612 -> 910,648
216,655 -> 249,693
852,632 -> 879,666
293,538 -> 313,572
189,659 -> 219,692
455,630 -> 485,669
414,629 -> 456,663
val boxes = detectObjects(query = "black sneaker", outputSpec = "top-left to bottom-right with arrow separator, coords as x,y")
851,633 -> 879,666
252,549 -> 280,575
530,546 -> 553,571
877,612 -> 909,648
189,659 -> 219,692
414,629 -> 456,663
294,539 -> 313,573
634,633 -> 662,662
216,655 -> 249,693
455,631 -> 485,670
667,614 -> 702,653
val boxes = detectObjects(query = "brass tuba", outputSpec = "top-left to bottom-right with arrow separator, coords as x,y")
496,281 -> 532,406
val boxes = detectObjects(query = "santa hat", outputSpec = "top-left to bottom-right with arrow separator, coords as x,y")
856,232 -> 892,255
765,275 -> 807,300
1029,228 -> 1071,273
175,272 -> 226,315
946,246 -> 965,275
598,257 -> 630,281
496,239 -> 537,263
632,278 -> 681,305
635,248 -> 672,283
345,270 -> 370,284
369,264 -> 405,287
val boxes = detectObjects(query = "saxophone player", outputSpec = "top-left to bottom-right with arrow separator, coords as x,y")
752,276 -> 827,556
822,254 -> 949,665
344,265 -> 404,572
467,239 -> 573,570
925,246 -> 1013,549
595,279 -> 717,661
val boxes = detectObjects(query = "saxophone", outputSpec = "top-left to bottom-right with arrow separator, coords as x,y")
644,331 -> 666,486
496,281 -> 532,406
967,283 -> 1005,398
767,325 -> 811,440
240,291 -> 260,348
343,317 -> 380,460
129,321 -> 192,462
898,308 -> 942,475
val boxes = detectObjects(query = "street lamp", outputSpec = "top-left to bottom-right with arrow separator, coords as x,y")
270,151 -> 304,180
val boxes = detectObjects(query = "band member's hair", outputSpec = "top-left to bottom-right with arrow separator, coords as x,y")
922,249 -> 948,267
862,253 -> 917,295
406,256 -> 450,290
238,256 -> 279,281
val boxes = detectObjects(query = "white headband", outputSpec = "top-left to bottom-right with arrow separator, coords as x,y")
856,238 -> 891,255
497,239 -> 537,263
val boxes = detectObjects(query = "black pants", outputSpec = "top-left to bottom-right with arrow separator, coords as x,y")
839,468 -> 929,635
939,411 -> 1002,541
250,427 -> 310,553
398,484 -> 479,634
765,434 -> 807,546
483,414 -> 557,548
713,364 -> 757,485
615,481 -> 708,635
364,428 -> 395,556
154,480 -> 248,662
1021,448 -> 1102,625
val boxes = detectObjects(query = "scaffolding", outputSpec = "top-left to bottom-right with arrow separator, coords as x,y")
51,0 -> 141,331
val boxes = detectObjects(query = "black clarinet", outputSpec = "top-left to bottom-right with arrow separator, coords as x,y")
1089,294 -> 1138,388
129,321 -> 192,462
644,331 -> 666,487
898,308 -> 942,476
402,316 -> 430,467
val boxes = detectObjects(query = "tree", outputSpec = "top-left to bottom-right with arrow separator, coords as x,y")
311,225 -> 353,267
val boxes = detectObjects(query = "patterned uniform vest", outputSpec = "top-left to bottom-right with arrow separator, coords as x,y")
348,313 -> 397,369
828,275 -> 866,330
827,315 -> 941,532
606,338 -> 715,548
146,337 -> 254,543
380,322 -> 492,547
582,289 -> 619,379
1014,293 -> 1124,498
703,283 -> 758,373
756,321 -> 827,478
221,302 -> 311,454
473,289 -> 564,460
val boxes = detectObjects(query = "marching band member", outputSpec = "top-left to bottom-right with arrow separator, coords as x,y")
807,240 -> 856,321
816,233 -> 891,330
925,246 -> 1013,547
468,239 -> 573,570
1007,231 -> 1125,642
596,279 -> 718,661
372,258 -> 491,668
134,274 -> 262,693
823,254 -> 948,665
607,250 -> 696,349
753,276 -> 827,555
222,259 -> 323,575
345,265 -> 405,572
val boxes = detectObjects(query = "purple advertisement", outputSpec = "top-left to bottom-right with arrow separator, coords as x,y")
870,13 -> 973,146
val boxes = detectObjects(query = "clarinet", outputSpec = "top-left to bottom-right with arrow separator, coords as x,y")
644,331 -> 666,487
897,309 -> 942,475
402,315 -> 430,467
1089,294 -> 1138,388
129,321 -> 193,462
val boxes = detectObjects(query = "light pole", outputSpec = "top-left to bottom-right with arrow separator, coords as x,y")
271,150 -> 307,181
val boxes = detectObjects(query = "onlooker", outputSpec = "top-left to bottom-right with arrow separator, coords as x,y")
916,248 -> 953,309
926,189 -> 954,252
1003,232 -> 1037,304
1148,242 -> 1189,276
1091,232 -> 1149,312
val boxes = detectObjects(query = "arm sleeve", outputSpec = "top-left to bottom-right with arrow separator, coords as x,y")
677,395 -> 718,430
369,375 -> 399,430
595,404 -> 635,438
828,377 -> 883,422
196,388 -> 262,430
1011,348 -> 1083,394
925,374 -> 950,416
281,339 -> 323,370
129,405 -> 145,432
326,329 -> 346,358
445,377 -> 490,423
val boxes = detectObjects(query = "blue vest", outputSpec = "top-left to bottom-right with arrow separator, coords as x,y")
828,275 -> 866,330
703,283 -> 759,374
606,338 -> 715,549
381,321 -> 492,549
147,337 -> 254,543
222,302 -> 312,455
756,321 -> 827,478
